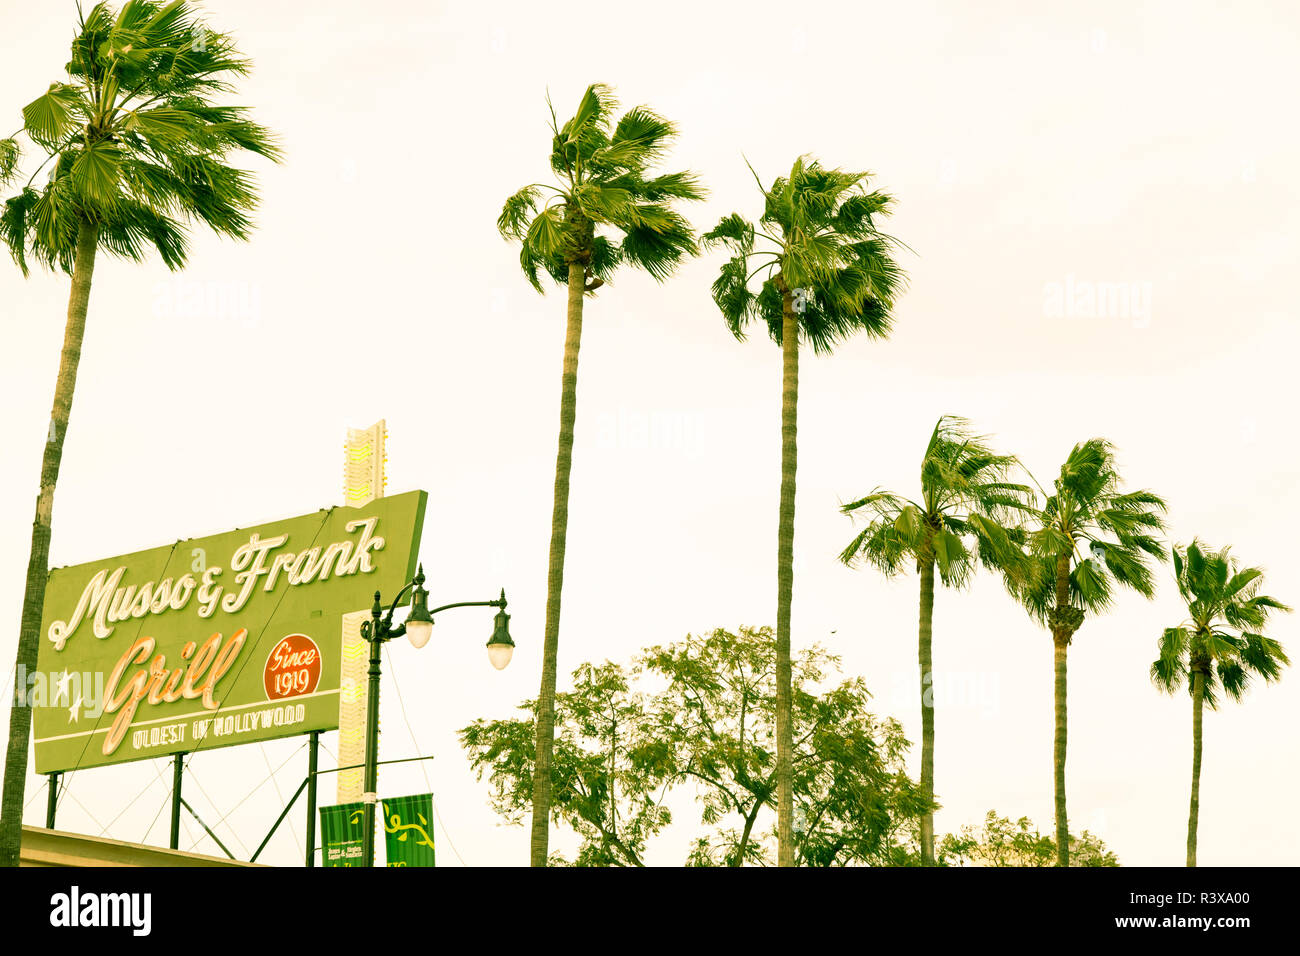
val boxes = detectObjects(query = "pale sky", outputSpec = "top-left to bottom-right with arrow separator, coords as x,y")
1,0 -> 1297,866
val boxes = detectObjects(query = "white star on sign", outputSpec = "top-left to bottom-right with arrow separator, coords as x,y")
68,693 -> 83,723
54,670 -> 73,703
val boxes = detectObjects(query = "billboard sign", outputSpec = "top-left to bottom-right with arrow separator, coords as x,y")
31,490 -> 427,773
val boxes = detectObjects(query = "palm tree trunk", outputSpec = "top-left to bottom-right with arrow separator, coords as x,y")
1052,639 -> 1068,867
1052,551 -> 1071,868
1187,667 -> 1204,867
528,260 -> 586,867
0,218 -> 98,868
775,294 -> 798,868
917,554 -> 936,864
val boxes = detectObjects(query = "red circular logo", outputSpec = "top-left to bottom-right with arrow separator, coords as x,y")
263,633 -> 322,700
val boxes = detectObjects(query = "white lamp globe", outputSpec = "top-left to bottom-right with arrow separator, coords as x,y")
487,641 -> 513,670
405,619 -> 433,649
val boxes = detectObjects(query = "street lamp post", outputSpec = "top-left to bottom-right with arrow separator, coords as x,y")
358,563 -> 514,867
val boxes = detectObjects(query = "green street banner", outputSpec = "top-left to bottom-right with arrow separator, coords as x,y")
383,793 -> 436,867
31,490 -> 428,773
320,802 -> 367,867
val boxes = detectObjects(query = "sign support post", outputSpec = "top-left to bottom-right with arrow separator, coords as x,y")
170,753 -> 185,850
305,730 -> 319,867
45,773 -> 59,829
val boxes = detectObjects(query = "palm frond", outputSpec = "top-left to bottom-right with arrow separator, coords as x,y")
1151,627 -> 1190,693
840,418 -> 1031,593
22,83 -> 85,150
499,185 -> 541,240
702,212 -> 755,254
1014,439 -> 1167,630
1155,540 -> 1290,710
3,0 -> 279,275
503,84 -> 700,293
618,212 -> 697,282
838,518 -> 910,577
0,138 -> 21,188
705,155 -> 908,355
709,253 -> 756,338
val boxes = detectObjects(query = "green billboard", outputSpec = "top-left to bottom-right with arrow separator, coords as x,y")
32,490 -> 427,773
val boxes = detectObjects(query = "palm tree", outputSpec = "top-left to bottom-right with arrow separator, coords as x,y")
1152,541 -> 1289,866
838,415 -> 1034,864
497,84 -> 703,866
704,156 -> 907,866
0,0 -> 279,867
1015,439 -> 1166,866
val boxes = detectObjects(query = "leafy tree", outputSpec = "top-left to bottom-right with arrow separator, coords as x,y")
460,661 -> 673,867
640,627 -> 779,867
934,810 -> 1119,867
497,84 -> 703,866
0,0 -> 279,867
462,627 -> 928,866
703,157 -> 907,865
1013,440 -> 1166,865
1151,541 -> 1289,866
645,627 -> 928,867
839,415 -> 1033,862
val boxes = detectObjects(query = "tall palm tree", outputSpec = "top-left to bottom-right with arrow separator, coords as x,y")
0,0 -> 279,868
1151,541 -> 1289,866
498,84 -> 703,866
704,156 -> 907,866
838,415 -> 1034,864
1015,439 -> 1166,866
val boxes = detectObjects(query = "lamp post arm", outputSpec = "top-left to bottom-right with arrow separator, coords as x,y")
379,581 -> 418,634
429,596 -> 507,617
